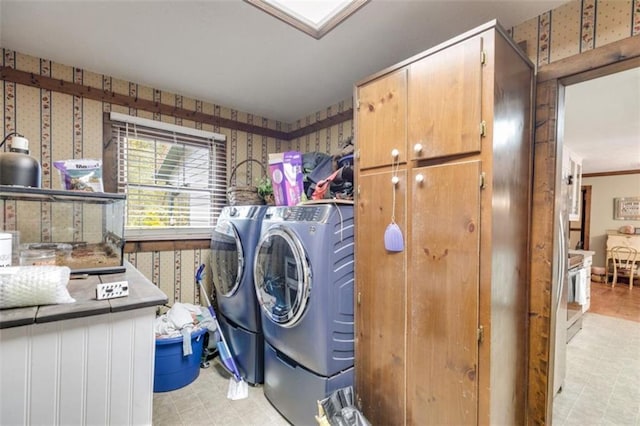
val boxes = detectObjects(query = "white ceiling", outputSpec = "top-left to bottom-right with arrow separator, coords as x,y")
564,67 -> 640,174
0,0 -> 565,123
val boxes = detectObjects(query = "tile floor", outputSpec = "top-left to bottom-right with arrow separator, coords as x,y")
552,312 -> 640,425
152,359 -> 289,426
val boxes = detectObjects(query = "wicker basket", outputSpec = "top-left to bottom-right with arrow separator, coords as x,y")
226,158 -> 267,206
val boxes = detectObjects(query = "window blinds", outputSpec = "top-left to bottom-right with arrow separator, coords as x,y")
111,116 -> 227,240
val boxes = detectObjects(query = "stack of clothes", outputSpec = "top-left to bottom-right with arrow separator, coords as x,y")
155,302 -> 217,356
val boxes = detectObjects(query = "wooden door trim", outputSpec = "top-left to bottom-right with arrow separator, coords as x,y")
529,78 -> 561,426
528,35 -> 640,426
537,35 -> 640,83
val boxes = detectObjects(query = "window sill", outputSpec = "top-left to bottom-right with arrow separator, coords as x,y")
124,239 -> 211,253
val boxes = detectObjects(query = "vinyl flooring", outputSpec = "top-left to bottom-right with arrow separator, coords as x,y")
152,358 -> 289,426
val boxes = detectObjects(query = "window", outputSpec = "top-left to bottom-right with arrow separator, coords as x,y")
110,112 -> 226,240
245,0 -> 369,39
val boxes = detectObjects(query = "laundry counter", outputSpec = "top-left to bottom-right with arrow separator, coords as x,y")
0,261 -> 168,425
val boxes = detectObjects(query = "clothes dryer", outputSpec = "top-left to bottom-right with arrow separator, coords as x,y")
253,203 -> 354,425
210,205 -> 267,385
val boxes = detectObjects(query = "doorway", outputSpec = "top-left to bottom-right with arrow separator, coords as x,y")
527,36 -> 640,425
552,64 -> 640,423
552,64 -> 640,424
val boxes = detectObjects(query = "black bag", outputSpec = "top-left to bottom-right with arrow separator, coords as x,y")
317,386 -> 371,426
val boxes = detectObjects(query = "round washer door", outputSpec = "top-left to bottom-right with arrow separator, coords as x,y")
210,220 -> 244,297
253,226 -> 311,327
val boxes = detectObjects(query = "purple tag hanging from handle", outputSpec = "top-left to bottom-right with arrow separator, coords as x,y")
384,222 -> 404,252
384,150 -> 404,252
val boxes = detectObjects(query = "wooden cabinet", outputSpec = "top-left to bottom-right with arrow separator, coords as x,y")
408,161 -> 481,425
354,21 -> 534,425
355,170 -> 407,425
356,69 -> 407,169
408,36 -> 483,161
606,230 -> 640,254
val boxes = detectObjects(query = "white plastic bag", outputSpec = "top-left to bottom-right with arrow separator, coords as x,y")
0,266 -> 75,309
53,159 -> 104,192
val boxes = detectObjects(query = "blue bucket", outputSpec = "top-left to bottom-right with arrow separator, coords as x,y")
154,327 -> 207,392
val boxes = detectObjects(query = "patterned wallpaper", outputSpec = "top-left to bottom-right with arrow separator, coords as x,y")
1,0 -> 637,306
507,0 -> 639,67
288,98 -> 354,155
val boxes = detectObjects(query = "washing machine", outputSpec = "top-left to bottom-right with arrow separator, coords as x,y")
210,205 -> 267,385
253,203 -> 354,425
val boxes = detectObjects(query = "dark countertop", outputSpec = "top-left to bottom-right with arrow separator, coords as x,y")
0,261 -> 168,329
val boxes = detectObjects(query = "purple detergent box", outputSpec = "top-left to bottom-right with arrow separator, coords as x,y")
269,151 -> 303,206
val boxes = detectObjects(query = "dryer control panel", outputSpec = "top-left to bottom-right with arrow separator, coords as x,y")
265,205 -> 332,223
220,205 -> 262,220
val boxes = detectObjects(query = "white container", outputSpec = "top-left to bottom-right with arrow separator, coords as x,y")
9,231 -> 20,265
19,249 -> 56,266
0,233 -> 12,267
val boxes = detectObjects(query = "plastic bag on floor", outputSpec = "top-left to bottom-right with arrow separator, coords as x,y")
226,376 -> 249,400
316,386 -> 371,426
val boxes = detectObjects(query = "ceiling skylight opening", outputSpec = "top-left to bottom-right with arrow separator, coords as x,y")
245,0 -> 370,39
266,0 -> 352,27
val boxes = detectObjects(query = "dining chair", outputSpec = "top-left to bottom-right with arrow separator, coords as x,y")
610,246 -> 638,289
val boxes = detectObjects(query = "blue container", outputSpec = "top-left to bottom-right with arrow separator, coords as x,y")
154,327 -> 207,392
337,154 -> 353,168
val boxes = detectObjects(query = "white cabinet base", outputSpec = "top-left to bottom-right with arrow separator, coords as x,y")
0,307 -> 156,426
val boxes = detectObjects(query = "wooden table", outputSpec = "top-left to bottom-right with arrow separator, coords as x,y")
605,230 -> 640,284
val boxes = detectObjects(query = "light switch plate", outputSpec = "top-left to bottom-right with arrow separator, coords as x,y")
96,281 -> 129,300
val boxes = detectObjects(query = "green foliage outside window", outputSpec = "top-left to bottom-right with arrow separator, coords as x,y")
126,138 -> 183,228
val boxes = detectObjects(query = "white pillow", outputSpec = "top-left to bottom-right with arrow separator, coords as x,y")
0,266 -> 75,309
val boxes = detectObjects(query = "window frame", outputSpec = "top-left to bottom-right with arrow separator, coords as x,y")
104,112 -> 227,242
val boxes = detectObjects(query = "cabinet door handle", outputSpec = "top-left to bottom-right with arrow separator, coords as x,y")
415,174 -> 424,183
414,143 -> 423,154
391,148 -> 400,158
391,176 -> 400,185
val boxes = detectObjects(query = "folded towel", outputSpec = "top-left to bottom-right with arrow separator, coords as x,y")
575,268 -> 588,305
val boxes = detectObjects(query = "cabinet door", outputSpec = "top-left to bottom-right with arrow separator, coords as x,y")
356,69 -> 407,169
408,36 -> 483,160
355,170 -> 407,425
407,160 -> 481,425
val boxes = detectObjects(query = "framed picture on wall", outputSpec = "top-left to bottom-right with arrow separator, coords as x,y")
613,197 -> 640,220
